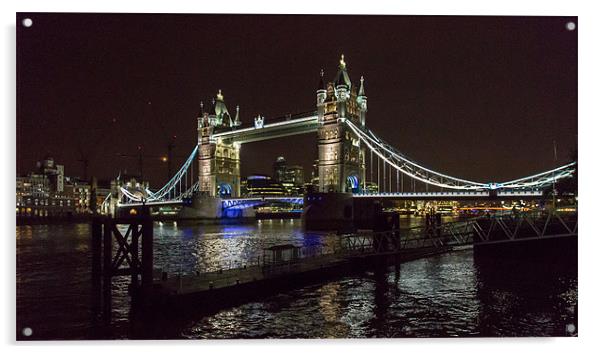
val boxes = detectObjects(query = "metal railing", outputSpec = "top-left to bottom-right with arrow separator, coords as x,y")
341,209 -> 577,257
160,209 -> 577,283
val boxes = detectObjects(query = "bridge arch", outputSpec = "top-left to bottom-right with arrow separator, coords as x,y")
345,173 -> 361,193
218,183 -> 233,197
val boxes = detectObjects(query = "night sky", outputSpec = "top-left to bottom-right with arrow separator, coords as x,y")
16,14 -> 577,189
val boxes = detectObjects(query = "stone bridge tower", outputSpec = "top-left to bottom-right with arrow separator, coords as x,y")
197,90 -> 242,198
316,55 -> 367,193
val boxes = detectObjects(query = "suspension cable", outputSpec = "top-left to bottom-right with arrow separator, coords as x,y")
345,120 -> 575,191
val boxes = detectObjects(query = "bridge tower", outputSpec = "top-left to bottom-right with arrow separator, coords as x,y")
316,55 -> 366,193
110,174 -> 150,216
197,90 -> 242,198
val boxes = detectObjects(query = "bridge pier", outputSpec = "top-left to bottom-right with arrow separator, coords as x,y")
303,192 -> 354,232
222,205 -> 256,219
179,195 -> 223,219
352,198 -> 383,230
178,194 -> 257,221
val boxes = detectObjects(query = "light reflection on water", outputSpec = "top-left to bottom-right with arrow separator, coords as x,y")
182,250 -> 576,339
16,216 -> 576,339
152,219 -> 340,275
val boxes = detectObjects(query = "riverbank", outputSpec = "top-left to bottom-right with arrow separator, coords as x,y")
16,215 -> 92,225
17,212 -> 305,226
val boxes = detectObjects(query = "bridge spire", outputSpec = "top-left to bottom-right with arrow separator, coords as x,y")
358,76 -> 366,97
316,68 -> 327,112
233,105 -> 241,128
317,69 -> 325,91
334,54 -> 351,89
198,101 -> 204,117
357,76 -> 367,126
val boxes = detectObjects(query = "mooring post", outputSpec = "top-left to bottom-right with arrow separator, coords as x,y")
131,223 -> 140,289
91,216 -> 103,317
102,219 -> 113,321
141,206 -> 153,294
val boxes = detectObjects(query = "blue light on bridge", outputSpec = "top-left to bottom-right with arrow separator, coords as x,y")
218,183 -> 233,197
247,175 -> 269,180
114,113 -> 574,210
223,208 -> 243,218
222,197 -> 304,210
347,175 -> 360,193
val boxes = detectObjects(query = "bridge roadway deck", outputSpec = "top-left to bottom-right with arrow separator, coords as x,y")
121,190 -> 545,208
147,247 -> 451,312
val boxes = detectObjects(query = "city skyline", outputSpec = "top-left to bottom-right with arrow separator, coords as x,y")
17,14 -> 577,189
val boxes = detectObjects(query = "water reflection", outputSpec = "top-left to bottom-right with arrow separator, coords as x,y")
153,220 -> 339,275
318,283 -> 347,338
474,256 -> 577,336
17,218 -> 576,339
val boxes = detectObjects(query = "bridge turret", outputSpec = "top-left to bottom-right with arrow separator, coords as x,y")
202,89 -> 239,131
208,98 -> 218,126
233,105 -> 241,128
334,55 -> 351,90
316,55 -> 366,193
198,90 -> 241,198
197,101 -> 205,128
357,76 -> 367,126
214,89 -> 232,127
317,69 -> 327,123
334,55 -> 351,117
317,68 -> 326,91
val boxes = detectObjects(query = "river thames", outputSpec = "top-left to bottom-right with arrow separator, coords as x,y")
16,217 -> 577,339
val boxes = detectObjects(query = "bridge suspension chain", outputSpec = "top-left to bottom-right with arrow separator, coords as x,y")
345,120 -> 575,191
145,145 -> 199,201
117,117 -> 575,206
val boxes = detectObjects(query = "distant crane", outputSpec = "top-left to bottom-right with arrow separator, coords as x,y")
148,100 -> 181,181
76,117 -> 117,182
116,147 -> 189,182
116,146 -> 150,181
166,134 -> 177,180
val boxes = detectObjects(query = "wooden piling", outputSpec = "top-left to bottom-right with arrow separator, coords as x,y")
102,219 -> 112,320
91,217 -> 102,316
141,208 -> 153,293
131,223 -> 139,288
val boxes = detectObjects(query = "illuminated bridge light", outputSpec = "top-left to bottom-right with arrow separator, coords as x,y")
114,106 -> 573,208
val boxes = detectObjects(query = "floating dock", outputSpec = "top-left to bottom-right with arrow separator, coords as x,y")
145,246 -> 451,313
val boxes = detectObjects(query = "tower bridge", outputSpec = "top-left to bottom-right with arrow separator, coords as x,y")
104,55 -> 576,228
